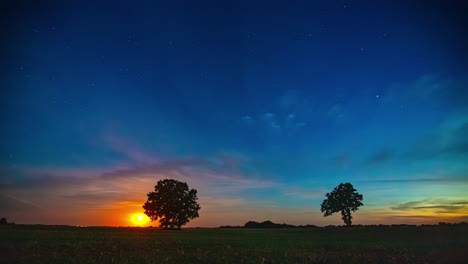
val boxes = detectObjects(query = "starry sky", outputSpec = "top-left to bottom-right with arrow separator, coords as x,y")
1,0 -> 468,227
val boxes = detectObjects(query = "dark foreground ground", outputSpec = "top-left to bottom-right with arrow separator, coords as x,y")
1,225 -> 467,264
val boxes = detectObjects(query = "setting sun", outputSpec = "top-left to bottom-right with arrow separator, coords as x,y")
130,213 -> 150,226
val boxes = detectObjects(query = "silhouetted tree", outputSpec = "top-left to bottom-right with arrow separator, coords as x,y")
320,183 -> 363,226
0,218 -> 7,225
143,179 -> 201,229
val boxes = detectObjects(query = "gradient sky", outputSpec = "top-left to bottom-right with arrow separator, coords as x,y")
1,0 -> 467,227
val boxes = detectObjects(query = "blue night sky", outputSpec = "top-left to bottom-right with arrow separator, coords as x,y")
1,0 -> 467,226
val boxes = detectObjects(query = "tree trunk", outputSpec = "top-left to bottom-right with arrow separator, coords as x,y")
341,209 -> 352,226
345,209 -> 352,226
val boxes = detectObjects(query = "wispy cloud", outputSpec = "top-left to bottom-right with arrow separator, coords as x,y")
360,176 -> 468,184
391,199 -> 468,214
0,153 -> 282,225
282,187 -> 327,199
241,111 -> 307,135
328,103 -> 345,119
262,112 -> 280,129
295,122 -> 306,127
356,111 -> 468,167
363,150 -> 393,166
241,115 -> 254,124
0,194 -> 41,211
1,155 -> 275,192
403,113 -> 468,160
328,154 -> 350,168
104,134 -> 160,164
279,89 -> 315,116
240,89 -> 311,135
384,74 -> 468,107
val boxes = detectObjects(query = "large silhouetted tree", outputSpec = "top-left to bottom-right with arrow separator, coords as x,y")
143,179 -> 201,229
320,183 -> 363,226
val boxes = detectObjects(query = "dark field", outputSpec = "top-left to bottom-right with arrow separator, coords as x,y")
1,225 -> 467,264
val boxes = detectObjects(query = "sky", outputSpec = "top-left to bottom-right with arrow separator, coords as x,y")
1,0 -> 467,227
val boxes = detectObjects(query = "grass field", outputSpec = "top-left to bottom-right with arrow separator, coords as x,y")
1,225 -> 467,264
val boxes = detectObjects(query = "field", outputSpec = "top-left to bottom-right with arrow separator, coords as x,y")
1,225 -> 467,264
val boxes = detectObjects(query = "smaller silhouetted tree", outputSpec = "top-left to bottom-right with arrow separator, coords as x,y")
143,179 -> 201,229
321,183 -> 363,226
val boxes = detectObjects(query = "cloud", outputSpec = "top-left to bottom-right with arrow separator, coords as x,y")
295,122 -> 306,127
0,165 -> 109,190
99,161 -> 277,193
104,134 -> 159,164
391,199 -> 468,214
0,153 -> 282,225
408,75 -> 446,97
241,90 -> 312,136
282,187 -> 327,199
361,176 -> 468,184
241,111 -> 307,135
0,194 -> 40,211
279,90 -> 300,109
384,75 -> 468,107
1,155 -> 276,192
328,154 -> 350,168
278,90 -> 315,117
99,158 -> 207,180
0,153 -> 280,211
363,150 -> 393,166
241,115 -> 254,124
262,112 -> 280,129
439,118 -> 468,155
328,103 -> 345,119
358,111 -> 468,166
60,190 -> 129,201
325,76 -> 468,169
403,115 -> 468,160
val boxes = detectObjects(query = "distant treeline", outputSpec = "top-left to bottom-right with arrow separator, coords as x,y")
220,220 -> 318,228
0,217 -> 15,225
219,220 -> 468,228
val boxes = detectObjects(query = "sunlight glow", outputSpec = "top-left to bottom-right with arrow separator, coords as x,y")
130,213 -> 150,226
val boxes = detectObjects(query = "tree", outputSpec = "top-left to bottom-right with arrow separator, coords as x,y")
0,218 -> 7,225
143,179 -> 201,229
320,183 -> 363,226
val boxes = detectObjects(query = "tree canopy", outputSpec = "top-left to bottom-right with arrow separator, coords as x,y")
143,179 -> 201,229
320,183 -> 363,226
